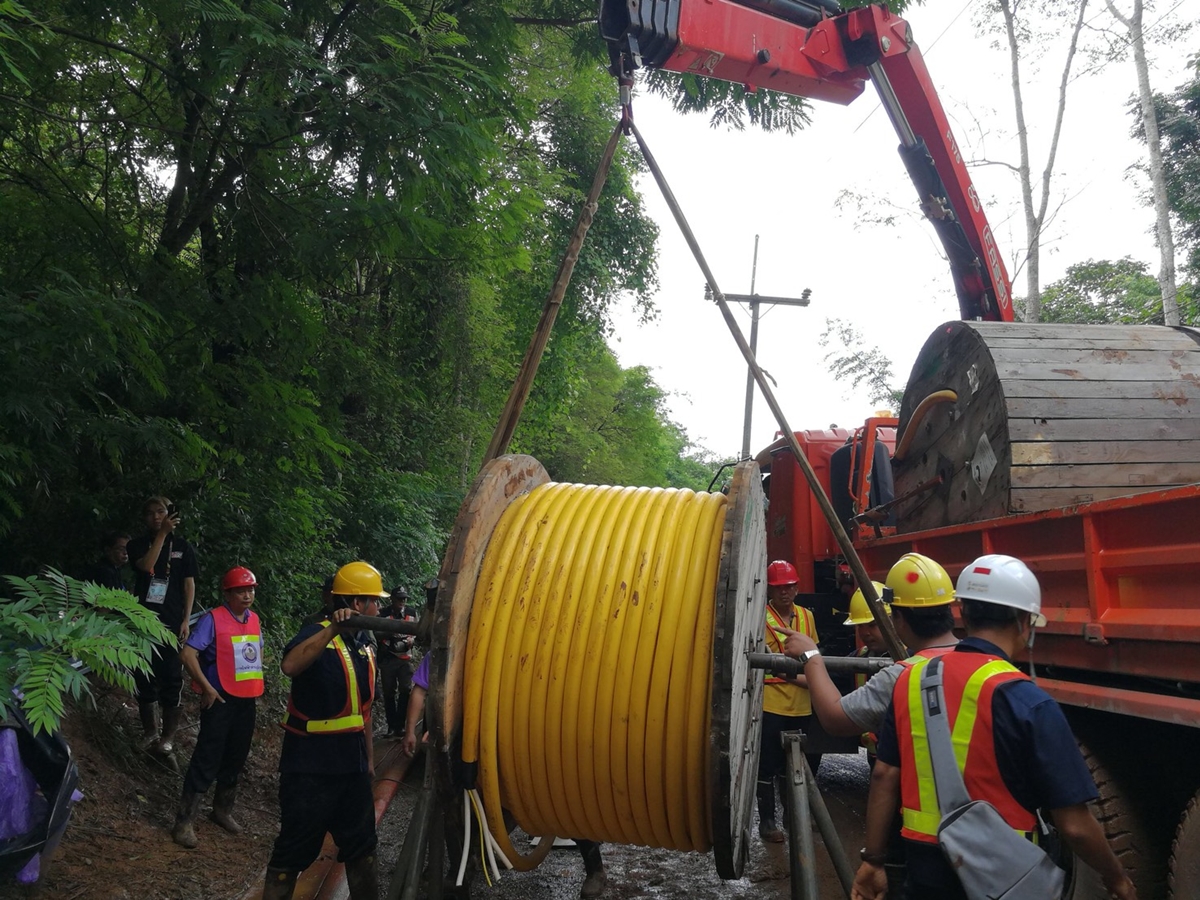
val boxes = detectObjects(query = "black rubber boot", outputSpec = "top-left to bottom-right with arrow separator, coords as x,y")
345,852 -> 379,900
210,783 -> 242,834
139,702 -> 159,748
262,867 -> 299,900
170,791 -> 202,849
579,841 -> 606,899
157,704 -> 183,753
757,780 -> 784,842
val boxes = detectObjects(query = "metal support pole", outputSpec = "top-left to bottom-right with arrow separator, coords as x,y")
803,754 -> 855,898
782,732 -> 819,900
747,651 -> 892,677
740,235 -> 761,461
388,761 -> 435,900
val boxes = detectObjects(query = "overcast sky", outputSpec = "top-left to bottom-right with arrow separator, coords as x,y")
606,0 -> 1200,461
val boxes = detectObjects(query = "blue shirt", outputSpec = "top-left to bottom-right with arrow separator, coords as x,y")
876,637 -> 1097,889
185,604 -> 252,691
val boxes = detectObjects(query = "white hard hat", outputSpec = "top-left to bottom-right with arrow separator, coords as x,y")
955,554 -> 1046,627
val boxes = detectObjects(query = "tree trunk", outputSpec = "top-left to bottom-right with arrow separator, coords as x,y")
998,0 -> 1039,321
1105,0 -> 1180,325
996,0 -> 1088,323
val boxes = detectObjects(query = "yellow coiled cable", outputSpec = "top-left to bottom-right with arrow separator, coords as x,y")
460,482 -> 728,868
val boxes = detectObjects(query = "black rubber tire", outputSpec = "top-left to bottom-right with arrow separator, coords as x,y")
1058,739 -> 1168,900
1169,791 -> 1200,898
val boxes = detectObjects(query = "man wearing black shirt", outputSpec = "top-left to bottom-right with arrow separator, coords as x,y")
127,495 -> 198,754
378,586 -> 417,738
86,531 -> 130,591
263,560 -> 384,900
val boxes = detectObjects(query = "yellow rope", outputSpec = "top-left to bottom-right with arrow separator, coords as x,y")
460,482 -> 728,868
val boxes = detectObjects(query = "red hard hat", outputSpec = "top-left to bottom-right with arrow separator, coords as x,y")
767,560 -> 800,586
222,566 -> 257,591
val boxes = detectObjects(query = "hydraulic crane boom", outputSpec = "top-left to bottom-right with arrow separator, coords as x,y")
600,0 -> 1015,322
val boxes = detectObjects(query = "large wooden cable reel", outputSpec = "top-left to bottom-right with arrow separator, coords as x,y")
426,456 -> 768,879
893,322 -> 1200,531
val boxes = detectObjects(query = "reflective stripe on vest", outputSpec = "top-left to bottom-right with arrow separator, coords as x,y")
896,652 -> 1036,843
764,605 -> 815,684
213,605 -> 264,698
283,623 -> 376,735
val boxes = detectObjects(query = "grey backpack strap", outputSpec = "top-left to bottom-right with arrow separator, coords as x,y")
920,656 -> 972,814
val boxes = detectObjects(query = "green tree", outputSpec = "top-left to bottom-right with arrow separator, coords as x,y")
819,318 -> 904,409
1028,257 -> 1197,324
0,0 -> 667,624
1152,57 -> 1200,281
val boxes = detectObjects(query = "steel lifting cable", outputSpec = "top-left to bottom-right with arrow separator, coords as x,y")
460,482 -> 729,868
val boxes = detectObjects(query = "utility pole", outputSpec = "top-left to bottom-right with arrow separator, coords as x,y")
718,235 -> 811,460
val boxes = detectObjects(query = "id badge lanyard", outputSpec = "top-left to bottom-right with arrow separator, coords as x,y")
146,536 -> 172,605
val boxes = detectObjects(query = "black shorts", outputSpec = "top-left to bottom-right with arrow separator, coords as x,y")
268,772 -> 377,871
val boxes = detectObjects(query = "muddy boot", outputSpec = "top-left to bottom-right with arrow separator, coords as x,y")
171,791 -> 202,849
262,867 -> 299,900
344,853 -> 379,900
579,841 -> 606,899
209,784 -> 243,834
757,780 -> 784,843
138,702 -> 159,749
157,704 -> 183,754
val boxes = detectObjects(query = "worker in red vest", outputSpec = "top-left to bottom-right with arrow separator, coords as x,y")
173,566 -> 264,848
263,560 -> 384,900
757,559 -> 820,842
851,555 -> 1137,900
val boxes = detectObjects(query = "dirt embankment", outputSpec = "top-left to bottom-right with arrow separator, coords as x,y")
14,686 -> 869,900
15,684 -> 281,900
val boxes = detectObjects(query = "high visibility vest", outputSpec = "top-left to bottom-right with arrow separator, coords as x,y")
283,623 -> 377,735
893,651 -> 1037,843
212,606 -> 264,698
763,604 -> 817,685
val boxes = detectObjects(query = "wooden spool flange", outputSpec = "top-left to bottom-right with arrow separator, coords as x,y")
428,454 -> 550,753
710,460 -> 769,879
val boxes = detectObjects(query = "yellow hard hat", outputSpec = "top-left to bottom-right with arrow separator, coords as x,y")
331,561 -> 390,598
885,553 -> 955,607
844,582 -> 889,625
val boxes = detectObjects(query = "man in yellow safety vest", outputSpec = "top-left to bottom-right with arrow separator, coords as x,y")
757,559 -> 820,842
262,561 -> 385,900
779,553 -> 959,759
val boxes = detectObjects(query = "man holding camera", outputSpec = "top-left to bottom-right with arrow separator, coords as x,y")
128,494 -> 198,753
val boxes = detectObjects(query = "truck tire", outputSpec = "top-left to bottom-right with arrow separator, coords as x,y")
1169,791 -> 1200,898
1059,740 -> 1167,900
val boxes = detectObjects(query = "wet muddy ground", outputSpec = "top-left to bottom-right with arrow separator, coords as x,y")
21,688 -> 868,900
376,751 -> 869,900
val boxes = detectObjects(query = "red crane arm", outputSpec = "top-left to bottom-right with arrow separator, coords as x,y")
601,1 -> 1015,322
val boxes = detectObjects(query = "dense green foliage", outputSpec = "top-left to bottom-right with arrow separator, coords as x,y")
0,0 -> 721,628
1,570 -> 175,734
1153,57 -> 1200,281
